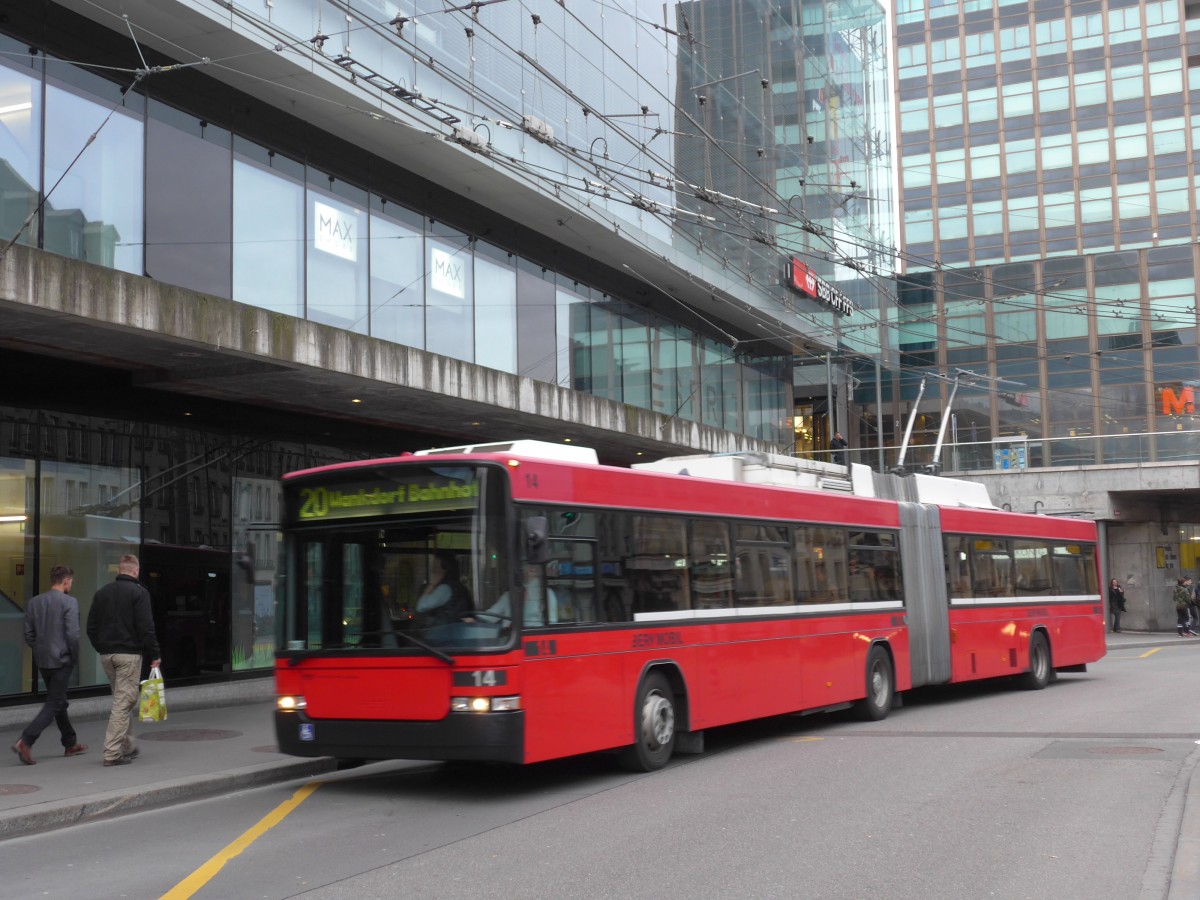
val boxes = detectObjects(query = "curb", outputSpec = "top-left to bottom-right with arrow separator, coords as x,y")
0,756 -> 337,841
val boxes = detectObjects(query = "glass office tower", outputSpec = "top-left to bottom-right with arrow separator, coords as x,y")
891,0 -> 1199,468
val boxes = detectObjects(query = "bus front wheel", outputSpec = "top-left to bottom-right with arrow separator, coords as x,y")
1018,632 -> 1052,690
618,672 -> 676,772
852,645 -> 894,721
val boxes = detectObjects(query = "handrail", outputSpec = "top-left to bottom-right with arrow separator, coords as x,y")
801,428 -> 1200,474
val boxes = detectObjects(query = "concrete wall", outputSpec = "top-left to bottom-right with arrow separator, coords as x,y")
1108,522 -> 1184,632
0,244 -> 772,462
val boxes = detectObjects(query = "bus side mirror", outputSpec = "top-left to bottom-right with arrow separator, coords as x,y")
236,542 -> 256,584
525,517 -> 550,564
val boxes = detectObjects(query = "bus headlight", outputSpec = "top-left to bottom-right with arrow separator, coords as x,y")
451,695 -> 521,713
277,695 -> 307,711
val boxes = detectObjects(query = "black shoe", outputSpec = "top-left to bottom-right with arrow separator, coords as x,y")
103,756 -> 133,767
122,747 -> 139,760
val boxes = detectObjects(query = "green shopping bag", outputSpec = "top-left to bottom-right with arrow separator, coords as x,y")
138,666 -> 167,722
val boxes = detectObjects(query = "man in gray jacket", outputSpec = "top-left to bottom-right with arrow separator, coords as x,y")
12,565 -> 88,765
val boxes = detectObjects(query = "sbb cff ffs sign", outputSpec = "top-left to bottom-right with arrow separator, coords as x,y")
786,258 -> 855,316
1161,384 -> 1197,416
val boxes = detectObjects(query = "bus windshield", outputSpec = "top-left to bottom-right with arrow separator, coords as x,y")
279,464 -> 514,653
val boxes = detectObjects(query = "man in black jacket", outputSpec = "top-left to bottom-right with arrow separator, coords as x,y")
12,565 -> 88,764
87,554 -> 161,767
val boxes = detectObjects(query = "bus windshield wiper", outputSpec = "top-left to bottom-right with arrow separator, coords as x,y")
350,630 -> 455,664
393,630 -> 454,664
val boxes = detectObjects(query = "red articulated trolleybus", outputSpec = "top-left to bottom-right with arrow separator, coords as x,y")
274,440 -> 1104,771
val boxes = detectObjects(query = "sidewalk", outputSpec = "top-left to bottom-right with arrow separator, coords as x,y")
0,678 -> 335,841
0,631 -> 1192,842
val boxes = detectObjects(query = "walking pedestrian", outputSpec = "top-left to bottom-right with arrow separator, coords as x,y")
1173,577 -> 1195,637
1191,578 -> 1200,632
11,565 -> 88,765
1108,578 -> 1126,634
87,554 -> 160,766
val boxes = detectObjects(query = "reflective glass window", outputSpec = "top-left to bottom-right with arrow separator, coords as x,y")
0,457 -> 33,695
43,81 -> 144,273
735,524 -> 792,608
653,324 -> 698,423
571,298 -> 614,400
425,230 -> 474,362
146,105 -> 232,298
0,59 -> 41,251
1013,540 -> 1052,594
233,157 -> 303,316
474,248 -> 517,374
690,519 -> 732,610
516,263 -> 556,383
701,339 -> 739,431
307,184 -> 368,333
628,515 -> 688,616
794,525 -> 847,602
616,310 -> 651,409
369,201 -> 424,348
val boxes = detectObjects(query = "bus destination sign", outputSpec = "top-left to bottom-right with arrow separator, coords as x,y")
290,474 -> 480,522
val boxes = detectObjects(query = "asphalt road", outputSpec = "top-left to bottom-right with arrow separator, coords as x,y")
5,641 -> 1199,900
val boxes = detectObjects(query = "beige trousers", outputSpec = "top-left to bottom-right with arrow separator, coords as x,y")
100,653 -> 142,762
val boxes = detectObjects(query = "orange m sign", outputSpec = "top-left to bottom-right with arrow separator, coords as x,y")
1161,385 -> 1196,416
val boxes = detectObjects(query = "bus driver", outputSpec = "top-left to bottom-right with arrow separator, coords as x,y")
414,551 -> 471,627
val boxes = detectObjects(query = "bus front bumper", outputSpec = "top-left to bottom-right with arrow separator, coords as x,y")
274,710 -> 525,764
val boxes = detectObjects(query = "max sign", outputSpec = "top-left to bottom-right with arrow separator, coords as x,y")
430,247 -> 466,299
314,201 -> 356,262
786,257 -> 854,315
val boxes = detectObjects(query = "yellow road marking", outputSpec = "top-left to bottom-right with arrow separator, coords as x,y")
161,780 -> 323,899
783,736 -> 825,743
1140,647 -> 1163,658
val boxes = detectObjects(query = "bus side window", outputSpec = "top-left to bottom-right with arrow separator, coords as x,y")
629,515 -> 689,616
603,586 -> 627,622
690,520 -> 732,609
545,540 -> 599,623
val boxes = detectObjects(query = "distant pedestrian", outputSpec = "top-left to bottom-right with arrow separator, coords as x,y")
1173,577 -> 1195,637
11,565 -> 88,765
830,431 -> 848,466
1108,578 -> 1126,634
1191,578 -> 1200,632
87,554 -> 160,766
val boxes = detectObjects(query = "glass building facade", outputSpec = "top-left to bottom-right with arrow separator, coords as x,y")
0,398 -> 390,697
887,0 -> 1200,469
0,24 -> 793,448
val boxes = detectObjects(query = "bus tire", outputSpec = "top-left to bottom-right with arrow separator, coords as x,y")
852,645 -> 894,721
1019,632 -> 1052,690
618,671 -> 676,772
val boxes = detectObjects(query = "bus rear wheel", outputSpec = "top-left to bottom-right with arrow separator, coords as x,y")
1018,632 -> 1052,690
852,645 -> 894,721
618,672 -> 676,772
